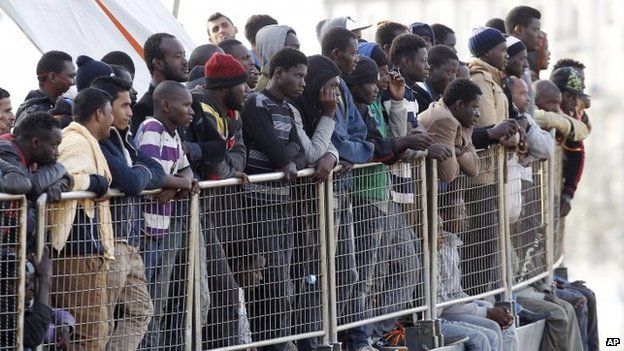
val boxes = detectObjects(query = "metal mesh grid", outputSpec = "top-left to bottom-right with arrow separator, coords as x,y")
198,173 -> 325,350
39,193 -> 193,351
552,147 -> 565,264
332,160 -> 427,331
0,196 -> 25,350
508,159 -> 549,287
436,147 -> 504,303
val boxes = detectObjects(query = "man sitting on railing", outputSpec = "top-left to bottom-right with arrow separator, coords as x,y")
437,198 -> 518,351
93,76 -> 166,351
240,47 -> 308,350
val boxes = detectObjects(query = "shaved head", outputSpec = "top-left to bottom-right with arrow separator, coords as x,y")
153,80 -> 191,111
534,79 -> 562,112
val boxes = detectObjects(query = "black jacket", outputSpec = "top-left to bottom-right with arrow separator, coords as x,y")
14,90 -> 56,126
0,158 -> 31,194
131,84 -> 155,135
412,82 -> 435,115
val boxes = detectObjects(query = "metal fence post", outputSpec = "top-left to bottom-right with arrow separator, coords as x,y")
497,148 -> 511,302
324,173 -> 339,350
317,180 -> 331,347
546,156 -> 555,286
13,196 -> 27,351
187,192 -> 199,351
425,159 -> 437,321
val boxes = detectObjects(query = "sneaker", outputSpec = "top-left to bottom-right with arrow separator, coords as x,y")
372,323 -> 408,350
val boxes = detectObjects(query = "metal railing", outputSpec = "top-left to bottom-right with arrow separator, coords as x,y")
1,145 -> 568,350
0,195 -> 27,351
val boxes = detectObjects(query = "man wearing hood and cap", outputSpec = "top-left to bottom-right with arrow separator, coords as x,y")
316,16 -> 372,41
254,25 -> 301,92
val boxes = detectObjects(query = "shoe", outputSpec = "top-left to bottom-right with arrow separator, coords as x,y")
372,323 -> 408,350
443,334 -> 469,345
519,309 -> 552,326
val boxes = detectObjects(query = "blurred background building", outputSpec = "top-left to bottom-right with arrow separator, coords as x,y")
1,0 -> 622,343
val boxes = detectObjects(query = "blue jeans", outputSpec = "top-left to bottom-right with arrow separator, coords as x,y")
441,319 -> 495,351
443,311 -> 519,351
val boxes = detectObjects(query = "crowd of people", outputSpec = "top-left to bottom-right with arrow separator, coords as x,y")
0,4 -> 600,351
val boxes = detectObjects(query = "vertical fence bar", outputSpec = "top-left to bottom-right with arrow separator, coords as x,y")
324,173 -> 339,349
317,180 -> 331,347
546,156 -> 555,286
14,196 -> 27,351
186,192 -> 199,351
425,159 -> 438,321
497,148 -> 511,301
34,194 -> 47,351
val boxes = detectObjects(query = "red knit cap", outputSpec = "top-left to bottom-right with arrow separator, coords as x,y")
204,52 -> 248,89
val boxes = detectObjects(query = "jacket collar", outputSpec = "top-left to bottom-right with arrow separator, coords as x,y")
469,58 -> 504,88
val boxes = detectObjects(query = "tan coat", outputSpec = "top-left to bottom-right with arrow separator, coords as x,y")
469,58 -> 509,127
419,100 -> 479,183
534,109 -> 590,142
50,122 -> 115,261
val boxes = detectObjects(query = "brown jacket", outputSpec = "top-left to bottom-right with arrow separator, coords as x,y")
419,100 -> 479,183
469,58 -> 509,127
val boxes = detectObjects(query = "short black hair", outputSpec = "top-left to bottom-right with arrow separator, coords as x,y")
245,14 -> 278,46
188,44 -> 223,68
208,12 -> 233,24
143,33 -> 176,74
375,21 -> 407,49
485,18 -> 506,33
269,47 -> 308,77
36,51 -> 73,82
321,27 -> 357,57
442,78 -> 482,106
389,33 -> 426,66
218,39 -> 244,55
505,6 -> 541,34
553,58 -> 586,72
101,51 -> 136,77
72,88 -> 112,124
431,24 -> 455,44
0,87 -> 9,99
13,111 -> 60,140
428,45 -> 458,67
90,76 -> 132,101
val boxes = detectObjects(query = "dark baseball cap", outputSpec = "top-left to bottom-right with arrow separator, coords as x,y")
550,67 -> 588,97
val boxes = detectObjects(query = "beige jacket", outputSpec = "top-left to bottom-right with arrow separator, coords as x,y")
419,100 -> 479,183
534,109 -> 590,142
50,122 -> 114,261
469,58 -> 509,127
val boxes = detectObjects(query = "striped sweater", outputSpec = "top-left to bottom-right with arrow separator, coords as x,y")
135,117 -> 190,236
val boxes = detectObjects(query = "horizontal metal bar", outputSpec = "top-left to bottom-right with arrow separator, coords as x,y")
512,272 -> 550,292
435,287 -> 507,309
553,255 -> 565,269
336,305 -> 429,332
208,331 -> 326,351
0,193 -> 27,201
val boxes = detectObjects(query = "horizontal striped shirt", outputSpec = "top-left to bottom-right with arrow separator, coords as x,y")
135,117 -> 189,236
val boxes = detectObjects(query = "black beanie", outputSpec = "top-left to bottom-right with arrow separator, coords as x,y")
468,27 -> 506,58
344,55 -> 379,86
76,55 -> 113,91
